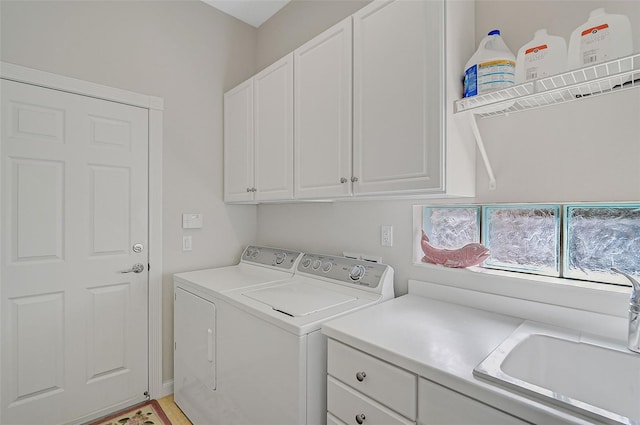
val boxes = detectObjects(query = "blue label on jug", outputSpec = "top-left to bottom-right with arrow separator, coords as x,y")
464,64 -> 478,97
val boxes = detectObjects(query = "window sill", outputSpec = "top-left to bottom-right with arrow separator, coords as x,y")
410,261 -> 630,320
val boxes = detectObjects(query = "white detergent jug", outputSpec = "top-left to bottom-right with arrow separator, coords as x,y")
464,29 -> 516,97
567,8 -> 633,69
515,29 -> 567,83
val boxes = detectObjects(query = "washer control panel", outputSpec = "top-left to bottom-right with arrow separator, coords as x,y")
296,253 -> 391,291
242,246 -> 302,270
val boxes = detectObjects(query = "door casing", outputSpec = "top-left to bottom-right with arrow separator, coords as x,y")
0,61 -> 164,420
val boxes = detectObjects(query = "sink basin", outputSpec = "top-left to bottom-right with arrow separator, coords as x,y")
474,322 -> 640,424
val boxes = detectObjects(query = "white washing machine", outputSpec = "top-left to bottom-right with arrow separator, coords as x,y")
210,252 -> 394,425
173,246 -> 303,424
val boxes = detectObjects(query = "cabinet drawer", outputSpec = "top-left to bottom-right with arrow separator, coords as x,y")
418,378 -> 528,425
328,376 -> 414,425
328,339 -> 417,420
328,412 -> 348,425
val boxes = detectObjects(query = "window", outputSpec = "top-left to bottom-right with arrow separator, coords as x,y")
422,206 -> 480,249
564,204 -> 640,284
419,203 -> 640,286
482,205 -> 560,277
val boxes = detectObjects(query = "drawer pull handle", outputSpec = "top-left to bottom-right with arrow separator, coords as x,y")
355,413 -> 366,424
355,371 -> 366,382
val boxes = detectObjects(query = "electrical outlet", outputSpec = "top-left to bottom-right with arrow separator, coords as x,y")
381,225 -> 393,247
183,236 -> 192,252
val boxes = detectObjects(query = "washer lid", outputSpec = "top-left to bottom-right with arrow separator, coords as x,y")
242,282 -> 357,317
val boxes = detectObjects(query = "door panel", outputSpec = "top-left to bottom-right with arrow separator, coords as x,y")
353,0 -> 444,194
12,158 -> 64,261
89,165 -> 131,255
1,79 -> 149,425
254,54 -> 294,201
294,18 -> 352,199
9,292 -> 65,401
223,79 -> 254,202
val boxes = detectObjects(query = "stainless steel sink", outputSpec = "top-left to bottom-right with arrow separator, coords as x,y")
474,321 -> 640,424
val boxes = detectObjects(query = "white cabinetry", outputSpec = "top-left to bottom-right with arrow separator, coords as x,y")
224,54 -> 294,203
294,18 -> 352,199
351,0 -> 474,197
327,339 -> 417,424
327,339 -> 530,425
417,378 -> 528,425
223,79 -> 254,202
224,0 -> 475,203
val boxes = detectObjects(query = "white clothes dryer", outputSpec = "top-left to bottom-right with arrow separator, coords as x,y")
214,252 -> 394,425
173,246 -> 303,425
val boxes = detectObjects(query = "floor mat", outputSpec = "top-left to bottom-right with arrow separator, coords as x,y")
87,400 -> 170,425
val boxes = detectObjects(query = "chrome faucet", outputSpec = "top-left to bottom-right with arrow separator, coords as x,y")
611,268 -> 640,353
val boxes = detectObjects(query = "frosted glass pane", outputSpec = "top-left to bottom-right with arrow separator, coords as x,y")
483,205 -> 560,276
422,207 -> 480,249
564,205 -> 640,284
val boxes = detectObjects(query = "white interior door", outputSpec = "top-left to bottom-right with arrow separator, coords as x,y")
1,79 -> 149,425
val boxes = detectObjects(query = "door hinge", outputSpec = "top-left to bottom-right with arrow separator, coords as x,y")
148,263 -> 151,271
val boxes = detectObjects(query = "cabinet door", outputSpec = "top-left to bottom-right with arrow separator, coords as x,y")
254,53 -> 294,201
294,18 -> 352,199
224,79 -> 255,202
353,0 -> 444,195
417,378 -> 528,425
328,377 -> 414,425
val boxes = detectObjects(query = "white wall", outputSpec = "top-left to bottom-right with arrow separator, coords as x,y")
2,0 -> 638,390
255,0 -> 640,297
0,0 -> 259,383
256,0 -> 370,70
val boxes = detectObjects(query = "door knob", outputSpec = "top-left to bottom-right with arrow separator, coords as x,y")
119,263 -> 145,273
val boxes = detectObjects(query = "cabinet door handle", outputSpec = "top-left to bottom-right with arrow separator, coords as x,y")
355,413 -> 366,424
356,371 -> 366,382
351,176 -> 359,183
340,177 -> 348,184
246,187 -> 252,192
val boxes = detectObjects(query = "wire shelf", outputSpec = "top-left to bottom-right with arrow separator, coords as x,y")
454,53 -> 640,117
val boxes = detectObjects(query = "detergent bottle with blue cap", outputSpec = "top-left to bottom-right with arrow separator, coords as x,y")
463,29 -> 516,97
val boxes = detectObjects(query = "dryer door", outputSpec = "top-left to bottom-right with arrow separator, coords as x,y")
174,288 -> 216,394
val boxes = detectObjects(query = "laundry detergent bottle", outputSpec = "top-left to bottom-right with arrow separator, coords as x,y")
567,8 -> 633,69
515,29 -> 567,83
464,29 -> 516,97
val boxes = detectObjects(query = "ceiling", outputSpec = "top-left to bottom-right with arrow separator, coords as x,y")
202,0 -> 291,28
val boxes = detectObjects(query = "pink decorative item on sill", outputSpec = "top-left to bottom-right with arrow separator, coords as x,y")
421,231 -> 490,268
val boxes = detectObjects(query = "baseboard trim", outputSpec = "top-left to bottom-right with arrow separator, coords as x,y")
160,380 -> 174,398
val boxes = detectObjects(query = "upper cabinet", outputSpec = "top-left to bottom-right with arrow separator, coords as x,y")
352,0 -> 444,195
224,79 -> 254,203
224,0 -> 476,203
294,18 -> 353,200
224,54 -> 294,203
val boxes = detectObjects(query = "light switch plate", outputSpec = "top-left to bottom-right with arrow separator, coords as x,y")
183,236 -> 192,252
381,225 -> 393,247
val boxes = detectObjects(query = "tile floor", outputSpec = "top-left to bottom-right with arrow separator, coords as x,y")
157,395 -> 192,425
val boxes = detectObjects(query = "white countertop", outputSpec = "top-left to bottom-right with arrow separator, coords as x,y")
321,286 -> 600,424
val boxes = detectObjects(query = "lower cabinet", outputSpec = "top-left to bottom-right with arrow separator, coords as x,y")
326,338 -> 529,425
417,378 -> 529,425
327,339 -> 416,424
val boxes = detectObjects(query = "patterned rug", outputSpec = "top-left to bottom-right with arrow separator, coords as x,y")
88,400 -> 171,425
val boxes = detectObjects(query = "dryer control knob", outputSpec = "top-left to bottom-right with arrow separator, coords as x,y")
312,259 -> 322,270
322,262 -> 332,273
349,265 -> 366,281
301,258 -> 312,268
275,252 -> 287,264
